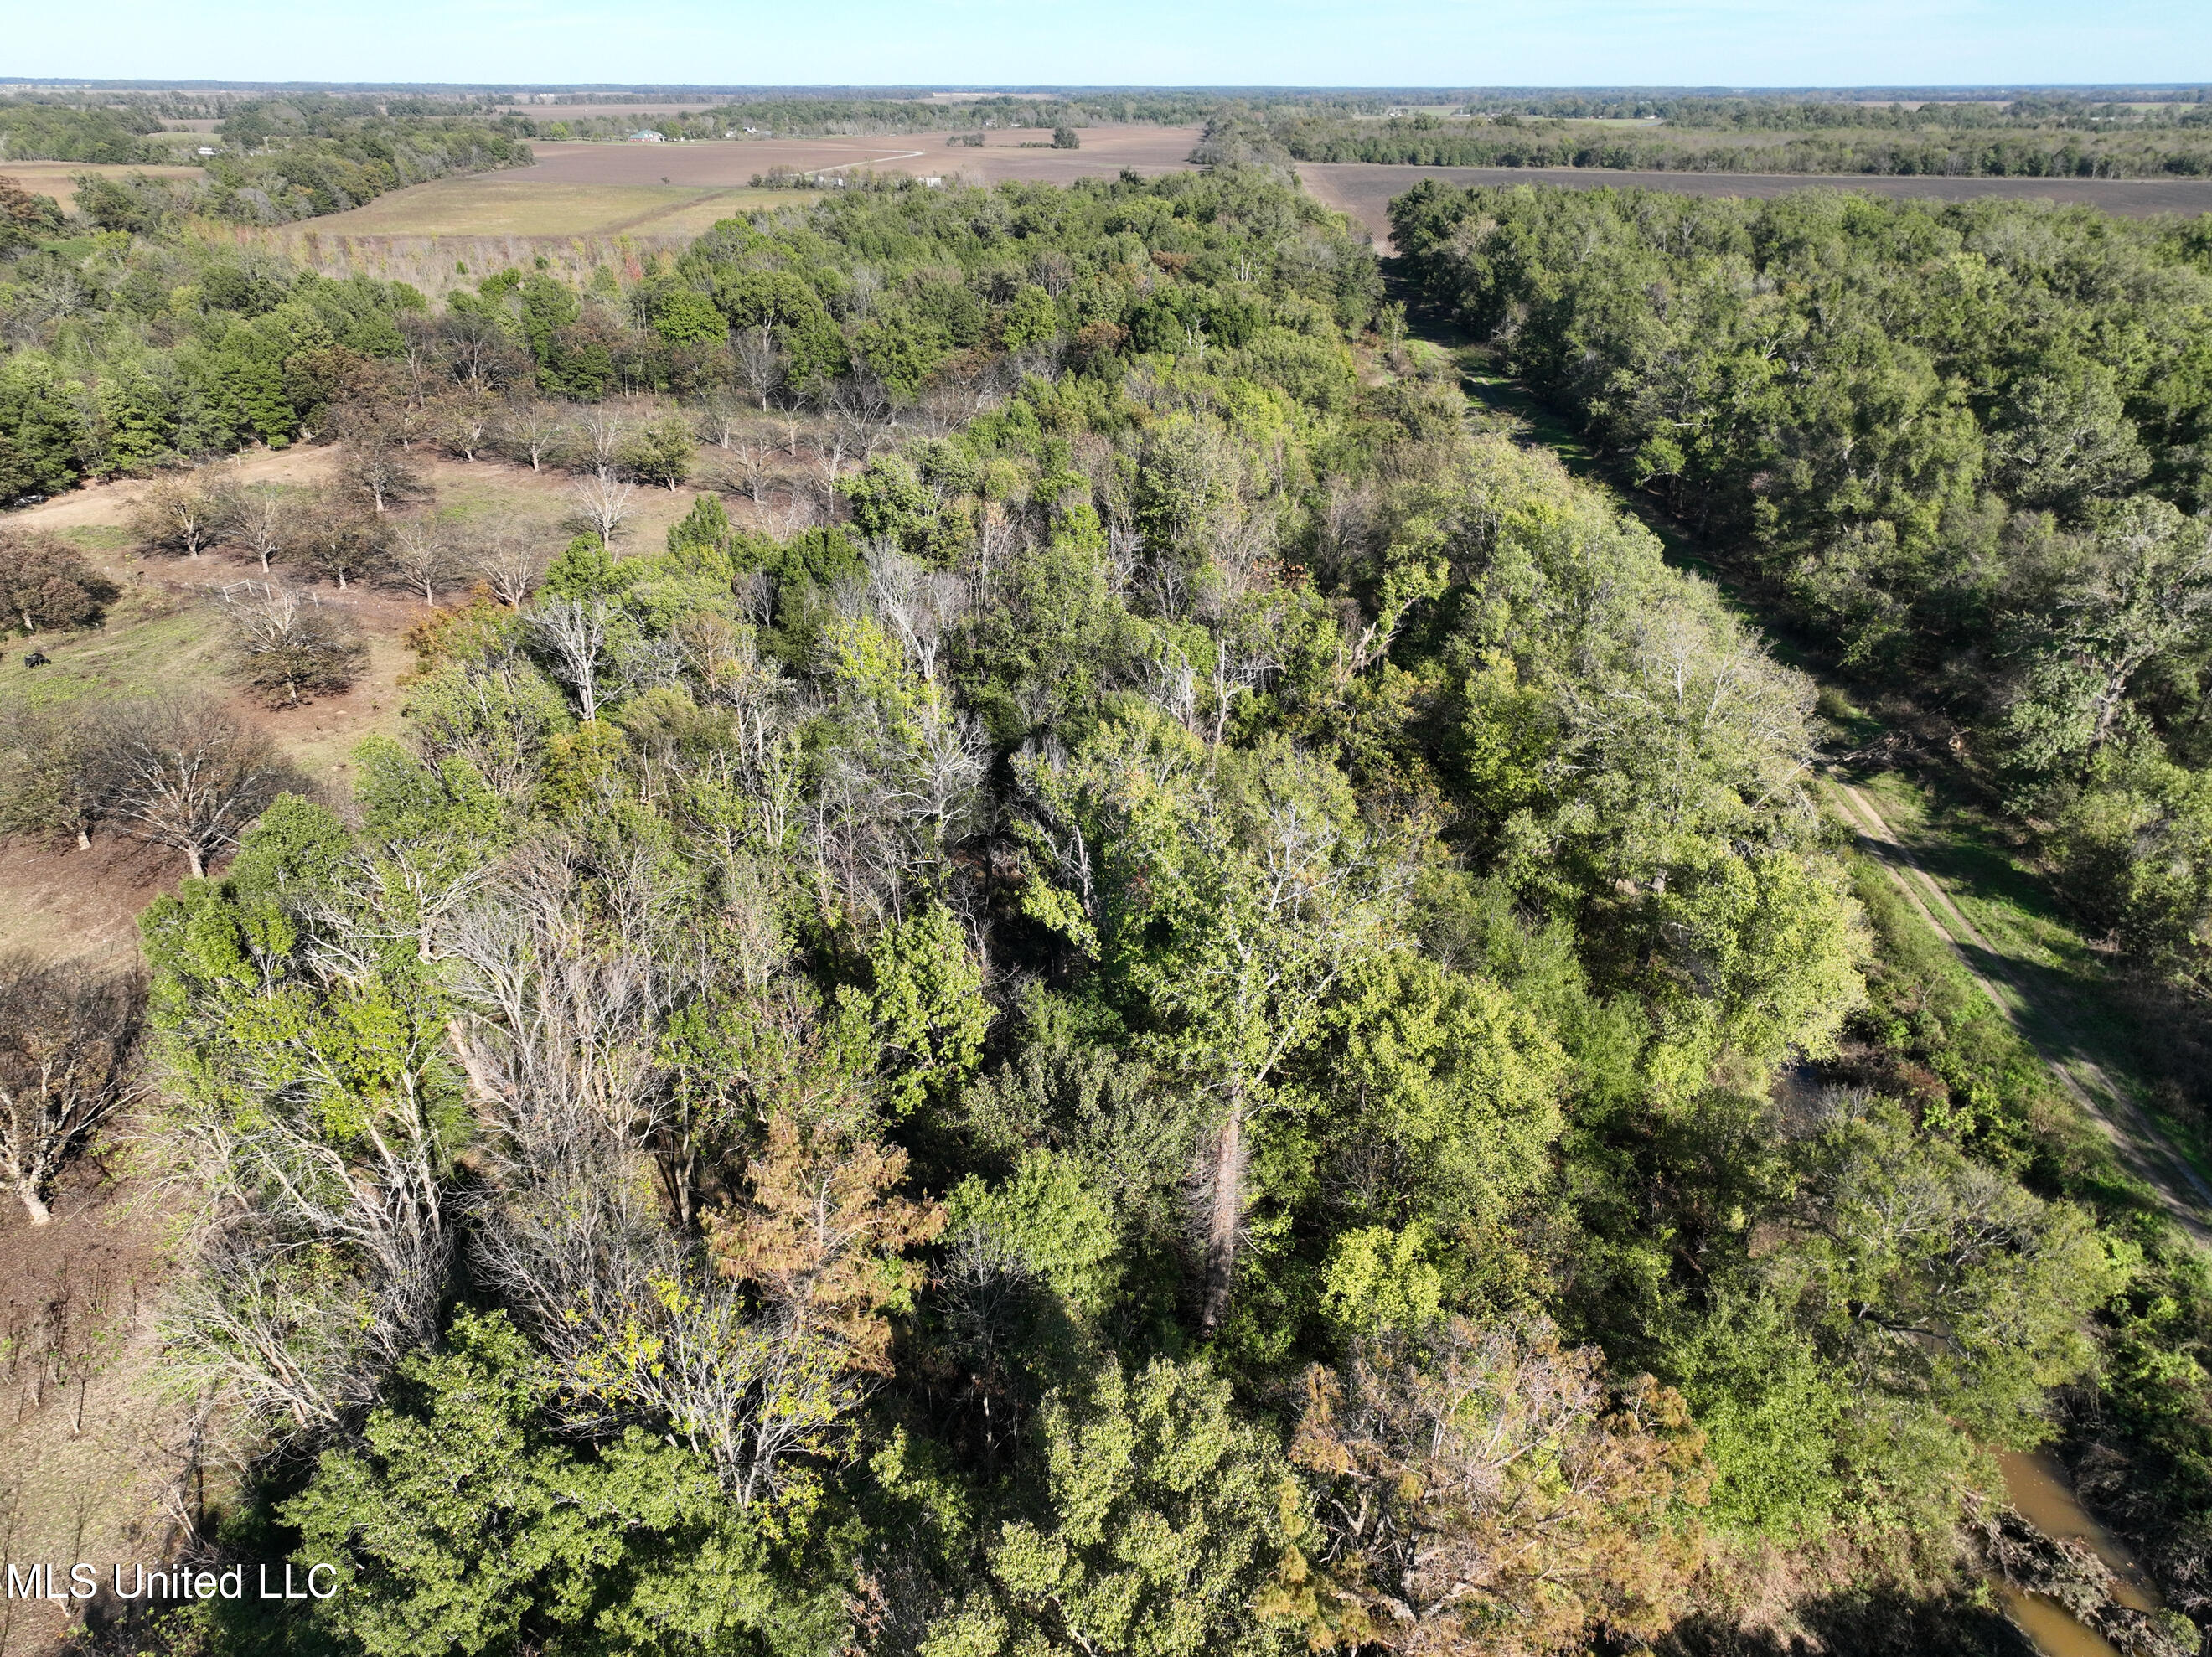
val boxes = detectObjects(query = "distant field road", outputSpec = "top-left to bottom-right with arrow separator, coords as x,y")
1300,161 -> 2212,250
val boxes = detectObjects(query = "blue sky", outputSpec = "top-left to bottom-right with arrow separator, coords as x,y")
5,0 -> 2206,89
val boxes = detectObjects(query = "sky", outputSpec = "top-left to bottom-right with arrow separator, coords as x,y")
3,0 -> 2207,90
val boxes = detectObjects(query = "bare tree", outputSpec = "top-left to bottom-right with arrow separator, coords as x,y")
732,325 -> 783,411
96,696 -> 302,877
575,410 -> 628,475
695,389 -> 749,450
495,397 -> 569,473
0,955 -> 143,1224
299,497 -> 385,591
132,472 -> 234,560
384,515 -> 477,607
212,581 -> 367,705
478,530 -> 550,609
431,386 -> 499,463
530,598 -> 611,720
336,436 -> 422,515
566,468 -> 635,545
866,543 -> 968,685
826,374 -> 895,462
226,483 -> 291,573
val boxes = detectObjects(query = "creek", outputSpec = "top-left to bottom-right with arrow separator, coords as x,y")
1995,1452 -> 2162,1657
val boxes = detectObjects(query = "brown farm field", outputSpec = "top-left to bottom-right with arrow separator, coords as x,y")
1,159 -> 206,213
1300,160 -> 2212,250
295,176 -> 805,238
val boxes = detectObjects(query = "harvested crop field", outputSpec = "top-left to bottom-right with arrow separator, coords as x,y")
1300,161 -> 2212,250
256,127 -> 1205,272
299,176 -> 804,238
0,160 -> 206,212
509,125 -> 1202,187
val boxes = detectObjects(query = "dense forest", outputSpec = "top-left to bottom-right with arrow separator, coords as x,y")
1,160 -> 2209,1657
1393,183 -> 2212,1000
1254,111 -> 2212,178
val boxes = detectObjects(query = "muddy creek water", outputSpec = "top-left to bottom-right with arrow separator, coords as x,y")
1995,1452 -> 2161,1657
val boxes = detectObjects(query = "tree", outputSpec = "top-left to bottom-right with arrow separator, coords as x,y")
2003,498 -> 2212,771
94,695 -> 300,876
0,525 -> 112,634
300,496 -> 385,591
0,699 -> 103,847
385,514 -> 478,607
1016,719 -> 1417,1329
925,1356 -> 1297,1657
131,471 -> 233,560
0,954 -> 143,1224
1051,126 -> 1080,150
212,581 -> 368,705
568,468 -> 636,543
619,416 -> 695,491
226,482 -> 292,573
1270,1318 -> 1708,1656
282,1310 -> 845,1657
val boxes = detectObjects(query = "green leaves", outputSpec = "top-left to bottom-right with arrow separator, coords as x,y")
928,1356 -> 1297,1657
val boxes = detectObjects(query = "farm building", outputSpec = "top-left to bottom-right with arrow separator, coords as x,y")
626,129 -> 666,143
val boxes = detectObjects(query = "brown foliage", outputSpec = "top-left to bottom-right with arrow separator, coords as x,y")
0,526 -> 112,635
708,1112 -> 944,1378
212,581 -> 368,705
1269,1317 -> 1708,1657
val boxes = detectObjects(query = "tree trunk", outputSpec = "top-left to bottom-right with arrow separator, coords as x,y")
187,845 -> 206,879
19,1180 -> 52,1226
1200,1101 -> 1244,1333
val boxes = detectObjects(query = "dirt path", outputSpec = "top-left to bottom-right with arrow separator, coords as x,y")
1825,775 -> 2212,1244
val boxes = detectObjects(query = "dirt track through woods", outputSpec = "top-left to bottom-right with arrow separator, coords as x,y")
1826,776 -> 2212,1245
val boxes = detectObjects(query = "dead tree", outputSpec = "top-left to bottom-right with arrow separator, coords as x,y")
0,955 -> 144,1224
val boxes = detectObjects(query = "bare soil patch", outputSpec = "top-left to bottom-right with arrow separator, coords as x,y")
0,1152 -> 199,1657
1300,161 -> 2212,251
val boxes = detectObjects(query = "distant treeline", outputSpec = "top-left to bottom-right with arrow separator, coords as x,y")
0,95 -> 532,225
1249,111 -> 2212,178
0,101 -> 166,164
1455,92 -> 2212,128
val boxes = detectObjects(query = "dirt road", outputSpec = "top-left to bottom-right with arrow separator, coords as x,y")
1826,776 -> 2212,1244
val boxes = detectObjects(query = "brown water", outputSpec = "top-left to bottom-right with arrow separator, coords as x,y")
1994,1451 -> 2162,1657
